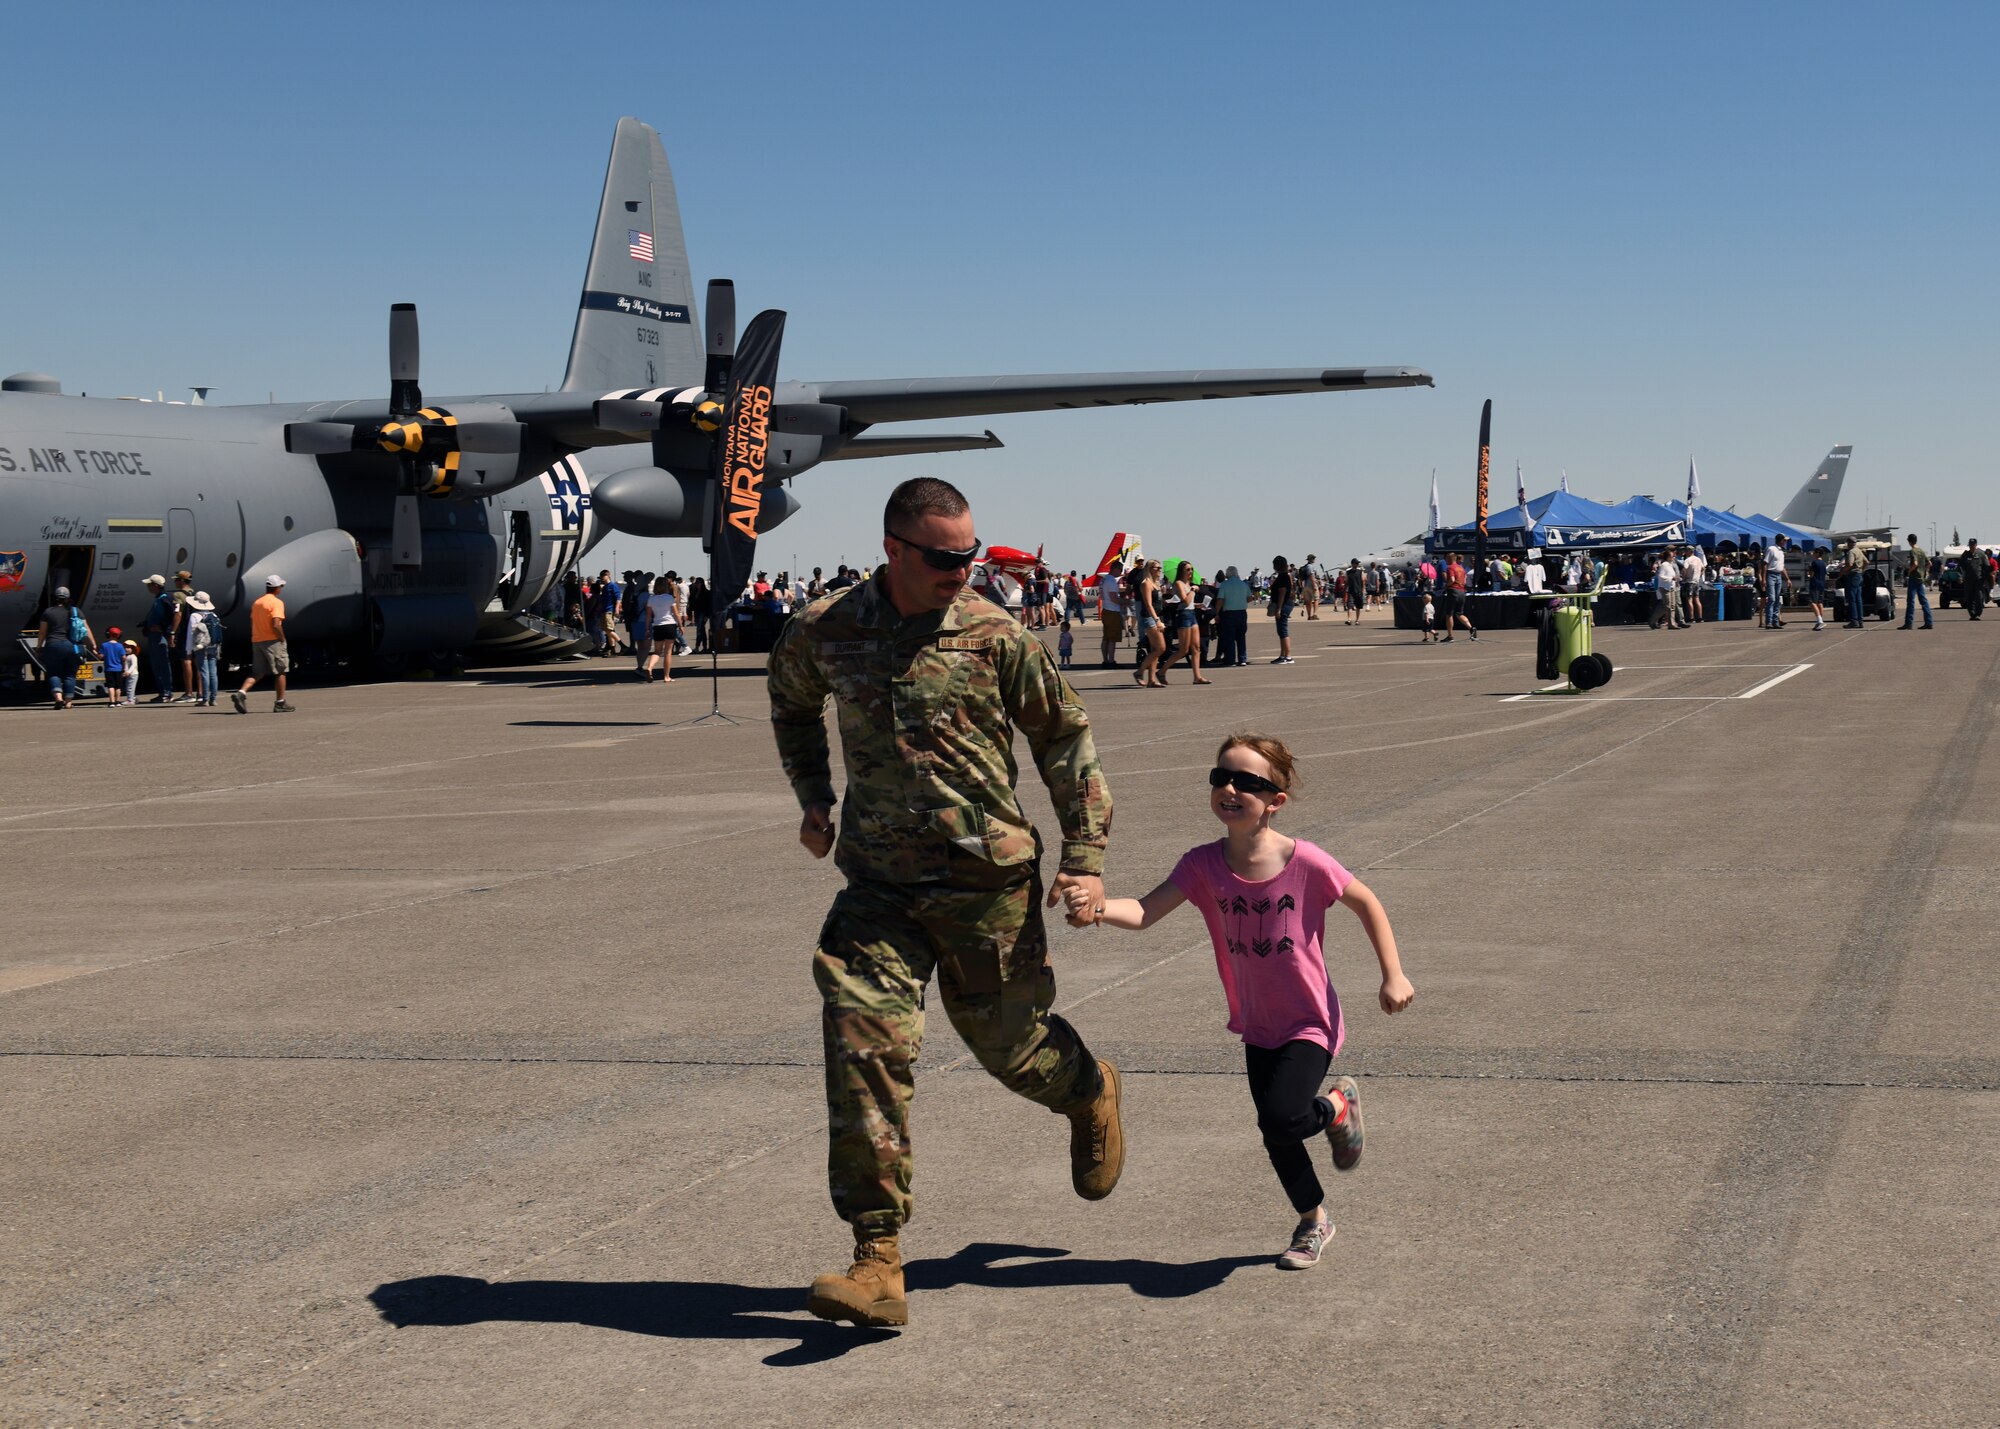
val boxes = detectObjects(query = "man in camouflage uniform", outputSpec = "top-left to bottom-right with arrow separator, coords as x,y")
768,476 -> 1124,1330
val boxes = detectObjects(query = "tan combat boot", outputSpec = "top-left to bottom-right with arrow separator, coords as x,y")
1066,1057 -> 1125,1200
805,1233 -> 908,1328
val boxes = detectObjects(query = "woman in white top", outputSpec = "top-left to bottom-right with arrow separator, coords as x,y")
644,574 -> 682,683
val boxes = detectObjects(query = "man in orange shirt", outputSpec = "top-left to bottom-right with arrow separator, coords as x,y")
231,574 -> 296,713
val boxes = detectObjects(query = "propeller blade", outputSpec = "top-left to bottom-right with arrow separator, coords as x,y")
769,403 -> 844,437
284,421 -> 358,455
389,303 -> 421,416
703,279 -> 735,394
454,421 -> 524,454
391,491 -> 423,569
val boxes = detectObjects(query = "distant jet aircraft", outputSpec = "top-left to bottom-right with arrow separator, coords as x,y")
1,118 -> 1430,676
1774,445 -> 1871,542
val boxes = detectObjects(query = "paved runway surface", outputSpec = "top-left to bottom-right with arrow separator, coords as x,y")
4,614 -> 1995,1427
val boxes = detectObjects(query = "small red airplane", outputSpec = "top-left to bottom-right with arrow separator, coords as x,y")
970,534 -> 1141,614
969,543 -> 1040,610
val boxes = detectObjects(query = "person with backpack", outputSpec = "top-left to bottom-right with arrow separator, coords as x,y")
185,591 -> 223,706
170,570 -> 200,702
139,573 -> 177,701
36,585 -> 95,709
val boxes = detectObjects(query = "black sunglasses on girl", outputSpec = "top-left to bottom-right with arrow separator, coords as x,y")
1209,767 -> 1283,797
886,529 -> 983,571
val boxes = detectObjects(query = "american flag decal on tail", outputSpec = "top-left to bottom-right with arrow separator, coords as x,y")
628,230 -> 654,263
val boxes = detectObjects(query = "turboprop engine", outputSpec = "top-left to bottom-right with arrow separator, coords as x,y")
590,463 -> 800,539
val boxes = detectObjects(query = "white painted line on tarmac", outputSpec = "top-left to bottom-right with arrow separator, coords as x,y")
1737,663 -> 1813,699
1501,680 -> 1573,703
1548,696 -> 1738,702
1612,663 -> 1797,670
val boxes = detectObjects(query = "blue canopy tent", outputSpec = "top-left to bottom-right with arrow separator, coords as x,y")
1618,495 -> 1698,526
1738,512 -> 1828,550
1603,496 -> 1823,552
1429,489 -> 1685,552
1690,506 -> 1767,549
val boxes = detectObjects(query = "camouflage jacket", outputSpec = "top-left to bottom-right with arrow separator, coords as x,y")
768,568 -> 1112,885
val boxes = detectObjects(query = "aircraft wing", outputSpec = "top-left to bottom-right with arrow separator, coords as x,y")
799,366 -> 1433,425
824,430 -> 1003,460
435,365 -> 1429,453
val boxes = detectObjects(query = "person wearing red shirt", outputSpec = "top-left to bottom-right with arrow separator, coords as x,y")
1440,554 -> 1478,642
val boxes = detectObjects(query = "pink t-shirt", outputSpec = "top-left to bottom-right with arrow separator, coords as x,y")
1170,838 -> 1351,1053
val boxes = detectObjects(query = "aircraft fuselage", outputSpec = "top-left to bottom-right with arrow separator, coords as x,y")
0,391 -> 613,661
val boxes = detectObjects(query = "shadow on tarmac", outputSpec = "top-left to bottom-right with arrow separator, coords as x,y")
370,1243 -> 1262,1367
475,665 -> 766,690
508,720 -> 663,728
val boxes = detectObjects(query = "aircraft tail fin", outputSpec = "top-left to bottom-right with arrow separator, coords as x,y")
1777,445 -> 1851,531
560,118 -> 704,394
1092,532 -> 1141,577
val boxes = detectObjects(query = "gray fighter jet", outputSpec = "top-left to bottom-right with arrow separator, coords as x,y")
1,118 -> 1431,675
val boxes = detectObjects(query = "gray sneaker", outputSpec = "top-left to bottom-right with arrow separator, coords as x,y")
229,690 -> 248,714
1276,1217 -> 1334,1270
272,700 -> 297,713
1325,1076 -> 1364,1172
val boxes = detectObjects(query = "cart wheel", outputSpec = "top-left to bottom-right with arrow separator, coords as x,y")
1568,654 -> 1605,690
1588,652 -> 1615,685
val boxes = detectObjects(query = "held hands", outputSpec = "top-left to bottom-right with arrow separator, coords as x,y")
798,802 -> 835,859
1049,872 -> 1104,928
1380,972 -> 1416,1015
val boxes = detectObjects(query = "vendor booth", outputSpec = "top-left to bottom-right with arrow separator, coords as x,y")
1401,485 -> 1775,629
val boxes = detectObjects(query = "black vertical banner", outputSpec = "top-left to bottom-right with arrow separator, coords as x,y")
1474,398 -> 1492,586
706,308 -> 786,635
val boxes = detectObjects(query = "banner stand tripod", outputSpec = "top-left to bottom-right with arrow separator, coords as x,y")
670,619 -> 764,729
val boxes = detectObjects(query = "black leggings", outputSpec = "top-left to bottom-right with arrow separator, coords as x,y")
1245,1039 -> 1335,1213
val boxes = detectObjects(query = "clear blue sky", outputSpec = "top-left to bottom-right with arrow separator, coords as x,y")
4,1 -> 1994,573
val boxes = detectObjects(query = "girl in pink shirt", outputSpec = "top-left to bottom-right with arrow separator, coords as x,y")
1071,733 -> 1414,1270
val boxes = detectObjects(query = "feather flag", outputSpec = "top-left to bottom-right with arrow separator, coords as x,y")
1428,468 -> 1441,537
1686,456 -> 1700,541
1517,460 -> 1535,531
1560,468 -> 1570,493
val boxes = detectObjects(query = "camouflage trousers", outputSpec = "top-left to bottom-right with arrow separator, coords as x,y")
813,867 -> 1103,1238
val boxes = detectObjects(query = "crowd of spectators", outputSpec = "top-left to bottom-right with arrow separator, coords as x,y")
28,536 -> 2000,708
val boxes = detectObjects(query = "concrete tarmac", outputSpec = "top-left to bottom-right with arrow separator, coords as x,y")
3,614 -> 1995,1427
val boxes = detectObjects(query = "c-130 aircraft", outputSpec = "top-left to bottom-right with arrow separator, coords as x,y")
0,118 -> 1431,670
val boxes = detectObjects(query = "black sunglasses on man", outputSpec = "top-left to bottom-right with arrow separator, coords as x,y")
886,528 -> 983,571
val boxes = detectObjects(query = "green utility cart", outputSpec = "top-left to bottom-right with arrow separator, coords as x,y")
1532,578 -> 1614,692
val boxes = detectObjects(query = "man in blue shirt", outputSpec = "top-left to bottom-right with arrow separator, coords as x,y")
139,574 -> 176,700
1216,565 -> 1251,666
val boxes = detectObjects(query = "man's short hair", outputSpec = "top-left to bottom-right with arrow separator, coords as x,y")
884,477 -> 969,531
